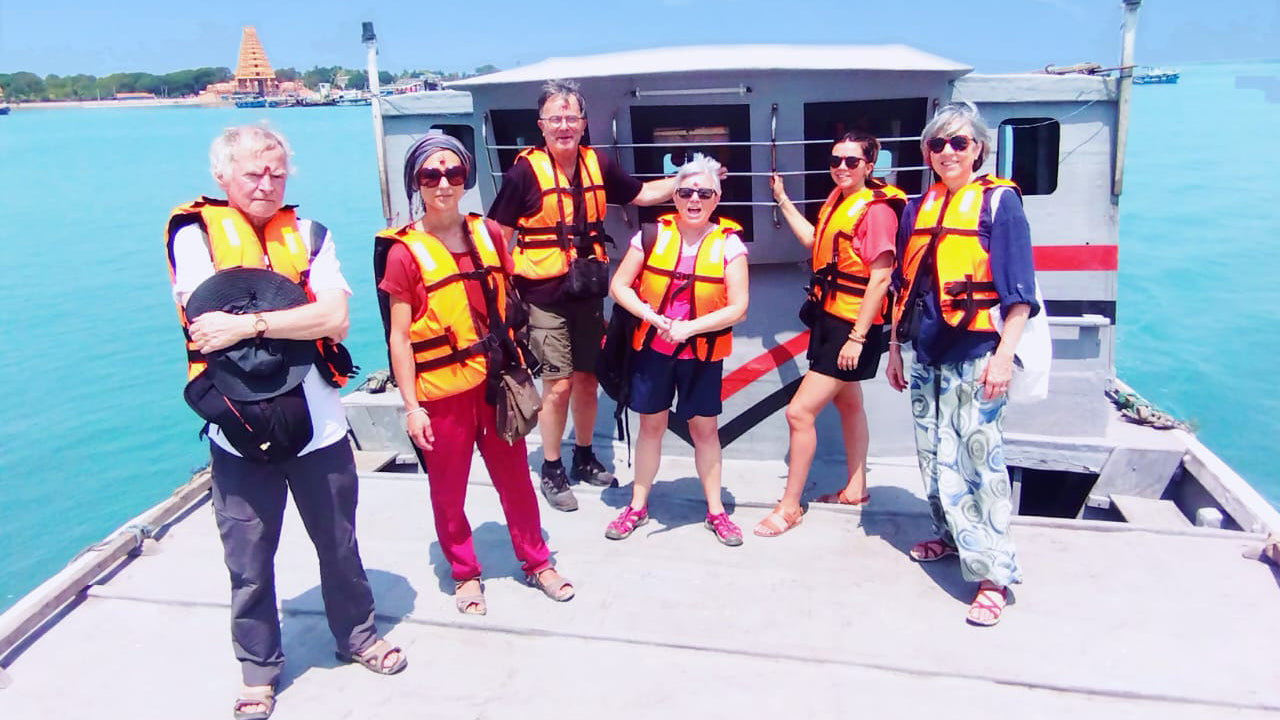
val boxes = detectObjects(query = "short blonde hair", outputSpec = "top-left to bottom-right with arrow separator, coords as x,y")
675,153 -> 723,194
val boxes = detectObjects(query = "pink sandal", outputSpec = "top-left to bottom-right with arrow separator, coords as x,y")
966,582 -> 1008,626
704,512 -> 743,546
909,538 -> 957,562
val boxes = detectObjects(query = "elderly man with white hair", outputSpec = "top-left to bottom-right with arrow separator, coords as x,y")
605,153 -> 750,547
165,123 -> 405,720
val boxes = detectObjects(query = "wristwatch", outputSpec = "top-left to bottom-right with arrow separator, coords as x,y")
253,312 -> 268,339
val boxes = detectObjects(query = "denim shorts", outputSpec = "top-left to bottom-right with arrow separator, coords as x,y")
627,347 -> 723,418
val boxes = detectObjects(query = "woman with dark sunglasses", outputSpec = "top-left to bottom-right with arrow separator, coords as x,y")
758,133 -> 906,537
374,133 -> 574,615
885,103 -> 1039,626
606,153 -> 750,546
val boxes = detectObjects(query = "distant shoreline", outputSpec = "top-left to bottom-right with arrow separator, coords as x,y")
7,97 -> 229,110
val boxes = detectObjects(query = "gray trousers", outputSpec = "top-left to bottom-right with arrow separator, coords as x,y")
210,440 -> 378,687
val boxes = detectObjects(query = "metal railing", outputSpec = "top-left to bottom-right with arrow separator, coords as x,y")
479,133 -> 930,211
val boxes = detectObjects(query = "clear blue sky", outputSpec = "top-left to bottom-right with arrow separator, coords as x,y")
1,0 -> 1275,77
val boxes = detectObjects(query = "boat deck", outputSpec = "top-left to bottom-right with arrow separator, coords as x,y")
2,449 -> 1278,718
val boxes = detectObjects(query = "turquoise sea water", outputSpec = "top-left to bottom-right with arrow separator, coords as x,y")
1,62 -> 1277,612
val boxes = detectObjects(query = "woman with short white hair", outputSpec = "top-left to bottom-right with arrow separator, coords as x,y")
886,103 -> 1040,626
606,154 -> 750,546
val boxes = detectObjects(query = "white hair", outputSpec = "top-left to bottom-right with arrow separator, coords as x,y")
675,153 -> 723,194
921,102 -> 990,171
209,122 -> 295,182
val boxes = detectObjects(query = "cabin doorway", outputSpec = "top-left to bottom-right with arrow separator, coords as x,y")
802,98 -> 929,220
629,104 -> 753,239
488,108 -> 593,174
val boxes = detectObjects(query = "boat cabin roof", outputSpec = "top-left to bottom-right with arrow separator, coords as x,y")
449,44 -> 972,87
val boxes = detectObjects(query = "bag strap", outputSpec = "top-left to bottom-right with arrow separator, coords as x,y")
460,219 -> 522,376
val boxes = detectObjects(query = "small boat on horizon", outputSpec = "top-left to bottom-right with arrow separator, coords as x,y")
1134,66 -> 1179,84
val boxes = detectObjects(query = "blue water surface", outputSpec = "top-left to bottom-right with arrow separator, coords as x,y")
1,63 -> 1277,612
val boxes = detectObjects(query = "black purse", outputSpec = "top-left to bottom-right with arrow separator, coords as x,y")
564,256 -> 610,299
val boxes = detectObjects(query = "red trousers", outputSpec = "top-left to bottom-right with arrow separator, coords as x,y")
415,384 -> 551,581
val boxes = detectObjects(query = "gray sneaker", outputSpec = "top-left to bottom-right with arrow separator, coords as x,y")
540,463 -> 578,512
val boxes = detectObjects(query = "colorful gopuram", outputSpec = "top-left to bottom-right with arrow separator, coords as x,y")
232,26 -> 278,95
199,26 -> 307,101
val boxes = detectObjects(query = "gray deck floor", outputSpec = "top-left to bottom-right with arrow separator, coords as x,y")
2,449 -> 1278,719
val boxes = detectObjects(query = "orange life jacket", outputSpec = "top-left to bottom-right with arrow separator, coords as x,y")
511,146 -> 608,280
374,214 -> 508,402
810,183 -> 906,323
895,176 -> 1021,333
165,197 -> 326,381
631,214 -> 741,362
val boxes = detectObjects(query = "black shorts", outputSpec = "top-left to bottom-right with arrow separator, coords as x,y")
806,312 -> 885,382
628,347 -> 723,418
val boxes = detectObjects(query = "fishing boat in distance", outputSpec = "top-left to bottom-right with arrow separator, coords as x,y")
231,92 -> 266,108
1134,66 -> 1180,84
2,3 -> 1277,717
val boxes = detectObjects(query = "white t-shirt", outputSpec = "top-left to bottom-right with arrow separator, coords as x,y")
170,218 -> 352,457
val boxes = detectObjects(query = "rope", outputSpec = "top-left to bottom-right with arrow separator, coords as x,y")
1105,383 -> 1190,431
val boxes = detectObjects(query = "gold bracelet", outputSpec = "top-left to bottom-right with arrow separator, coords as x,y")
847,328 -> 866,343
405,407 -> 428,418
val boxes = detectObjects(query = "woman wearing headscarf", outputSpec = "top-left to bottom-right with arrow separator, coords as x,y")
759,133 -> 905,537
885,104 -> 1039,626
605,153 -> 749,546
375,133 -> 574,615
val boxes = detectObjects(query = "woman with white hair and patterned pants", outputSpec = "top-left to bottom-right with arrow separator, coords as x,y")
886,103 -> 1040,626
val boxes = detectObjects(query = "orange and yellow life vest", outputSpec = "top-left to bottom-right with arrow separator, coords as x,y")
374,214 -> 508,402
895,176 -> 1021,333
810,183 -> 906,323
631,214 -> 742,362
511,146 -> 608,281
165,197 -> 318,381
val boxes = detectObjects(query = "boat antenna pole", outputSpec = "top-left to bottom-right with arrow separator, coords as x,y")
363,21 -> 393,227
1113,0 -> 1141,196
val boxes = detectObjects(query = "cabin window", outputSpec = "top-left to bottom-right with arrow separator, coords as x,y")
487,108 -> 593,174
873,149 -> 894,181
997,118 -> 1059,195
802,98 -> 929,223
629,104 -> 752,238
431,124 -> 476,187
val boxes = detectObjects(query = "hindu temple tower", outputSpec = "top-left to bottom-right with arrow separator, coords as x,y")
233,26 -> 279,95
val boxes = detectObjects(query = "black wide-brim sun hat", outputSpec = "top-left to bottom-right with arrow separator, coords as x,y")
186,267 -> 316,401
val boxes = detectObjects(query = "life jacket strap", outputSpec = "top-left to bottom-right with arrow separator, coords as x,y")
413,341 -> 486,373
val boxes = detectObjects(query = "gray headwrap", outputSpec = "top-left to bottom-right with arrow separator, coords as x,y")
402,131 -> 475,205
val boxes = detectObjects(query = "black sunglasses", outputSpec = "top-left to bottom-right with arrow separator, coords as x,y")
417,165 -> 467,187
829,155 -> 867,169
675,187 -> 717,200
926,135 -> 976,153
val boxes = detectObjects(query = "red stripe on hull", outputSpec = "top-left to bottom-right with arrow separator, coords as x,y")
721,332 -> 810,401
1033,245 -> 1118,271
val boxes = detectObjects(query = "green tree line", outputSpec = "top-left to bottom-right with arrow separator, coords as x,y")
1,64 -> 500,101
0,67 -> 233,100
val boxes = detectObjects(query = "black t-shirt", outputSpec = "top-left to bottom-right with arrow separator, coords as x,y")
488,146 -> 644,304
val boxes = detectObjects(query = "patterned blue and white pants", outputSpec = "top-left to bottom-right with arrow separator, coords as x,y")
909,354 -> 1022,586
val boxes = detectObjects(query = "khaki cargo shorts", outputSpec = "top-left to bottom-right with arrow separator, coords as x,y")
527,299 -> 605,380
